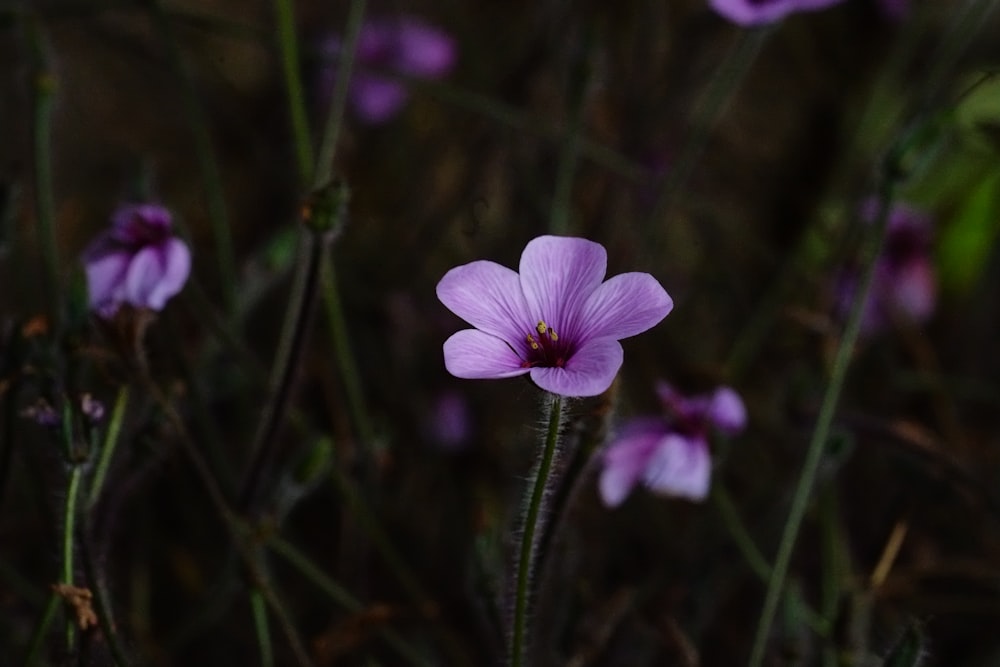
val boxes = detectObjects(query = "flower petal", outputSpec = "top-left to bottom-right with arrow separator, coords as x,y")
122,246 -> 166,309
518,236 -> 606,342
598,420 -> 668,507
888,259 -> 935,324
144,239 -> 191,310
529,337 -> 622,397
85,249 -> 131,311
706,387 -> 747,435
578,272 -> 673,341
642,434 -> 712,501
443,329 -> 531,380
437,260 -> 533,354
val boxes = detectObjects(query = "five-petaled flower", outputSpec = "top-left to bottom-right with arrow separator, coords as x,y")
836,199 -> 936,336
319,16 -> 456,124
708,0 -> 846,26
82,203 -> 191,317
436,236 -> 673,398
599,382 -> 746,506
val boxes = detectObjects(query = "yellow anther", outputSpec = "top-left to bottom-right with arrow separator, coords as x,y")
536,321 -> 548,335
548,329 -> 559,341
526,334 -> 540,350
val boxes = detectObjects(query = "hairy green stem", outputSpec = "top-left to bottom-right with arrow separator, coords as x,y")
510,394 -> 564,667
148,0 -> 237,311
273,0 -> 314,183
62,465 -> 83,650
251,589 -> 275,667
87,386 -> 129,509
746,186 -> 896,667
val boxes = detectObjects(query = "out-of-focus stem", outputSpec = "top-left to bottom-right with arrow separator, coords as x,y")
747,184 -> 896,667
28,20 -> 59,322
87,386 -> 129,509
273,0 -> 314,182
147,0 -> 237,312
251,589 -> 275,667
61,465 -> 83,650
510,394 -> 563,667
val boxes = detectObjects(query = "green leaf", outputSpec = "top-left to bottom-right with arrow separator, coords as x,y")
937,170 -> 1000,293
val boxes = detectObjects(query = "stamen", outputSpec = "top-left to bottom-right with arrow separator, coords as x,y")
526,333 -> 540,350
536,321 -> 548,335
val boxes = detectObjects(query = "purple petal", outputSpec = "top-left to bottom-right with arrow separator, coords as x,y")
887,259 -> 935,324
642,433 -> 712,501
436,260 -> 533,355
578,272 -> 673,341
529,337 -> 622,397
144,239 -> 191,310
350,75 -> 410,124
706,387 -> 747,435
394,19 -> 456,77
122,247 -> 165,309
111,204 -> 172,244
518,236 -> 607,342
85,250 -> 131,311
708,0 -> 844,26
443,329 -> 531,380
599,421 -> 668,507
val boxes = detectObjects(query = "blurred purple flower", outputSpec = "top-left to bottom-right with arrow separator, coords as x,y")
599,383 -> 746,506
708,0 -> 846,26
427,391 -> 473,450
437,236 -> 673,398
82,203 -> 191,317
837,200 -> 936,335
320,16 -> 456,124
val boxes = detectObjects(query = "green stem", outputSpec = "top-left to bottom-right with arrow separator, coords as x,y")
62,465 -> 83,650
644,27 -> 769,249
712,485 -> 772,583
27,19 -> 59,323
273,0 -> 314,183
313,0 -> 366,190
23,594 -> 60,666
510,394 -> 563,667
148,0 -> 237,312
746,186 -> 896,667
251,589 -> 275,667
78,520 -> 131,666
87,386 -> 129,509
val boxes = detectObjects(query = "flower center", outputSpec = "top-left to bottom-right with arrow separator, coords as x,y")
520,320 -> 571,369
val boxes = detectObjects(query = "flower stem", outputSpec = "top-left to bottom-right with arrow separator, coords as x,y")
746,185 -> 897,667
27,19 -> 59,324
251,589 -> 274,667
87,386 -> 129,509
62,464 -> 83,650
510,393 -> 564,667
147,0 -> 237,312
273,0 -> 314,184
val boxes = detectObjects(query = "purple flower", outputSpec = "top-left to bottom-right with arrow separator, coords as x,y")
426,391 -> 473,450
599,383 -> 746,506
837,200 -> 936,335
82,203 -> 191,317
320,16 -> 456,124
436,236 -> 673,398
708,0 -> 846,26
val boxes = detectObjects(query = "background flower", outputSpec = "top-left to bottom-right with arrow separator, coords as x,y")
708,0 -> 846,26
437,236 -> 673,397
599,384 -> 746,506
82,203 -> 191,317
319,16 -> 456,124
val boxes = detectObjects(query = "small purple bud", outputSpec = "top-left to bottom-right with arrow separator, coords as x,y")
80,394 -> 105,424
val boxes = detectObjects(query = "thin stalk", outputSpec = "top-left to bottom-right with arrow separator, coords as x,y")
267,535 -> 432,666
78,522 -> 131,666
22,594 -> 60,666
147,0 -> 237,312
746,187 -> 896,667
251,589 -> 275,667
320,254 -> 375,452
62,465 -> 83,650
313,0 -> 366,189
712,485 -> 772,583
273,0 -> 314,182
510,394 -> 564,667
87,386 -> 129,509
238,232 -> 325,512
644,28 -> 769,251
28,20 -> 59,322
